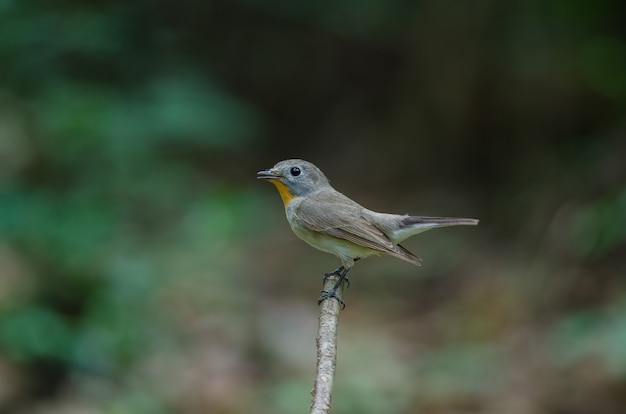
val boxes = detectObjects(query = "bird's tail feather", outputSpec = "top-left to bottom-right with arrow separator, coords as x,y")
391,216 -> 479,243
402,216 -> 479,227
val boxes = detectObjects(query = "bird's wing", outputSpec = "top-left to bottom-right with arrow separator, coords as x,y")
295,193 -> 422,265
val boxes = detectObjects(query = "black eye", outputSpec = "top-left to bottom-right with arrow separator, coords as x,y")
290,167 -> 301,177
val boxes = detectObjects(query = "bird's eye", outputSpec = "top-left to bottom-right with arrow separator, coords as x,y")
290,167 -> 301,177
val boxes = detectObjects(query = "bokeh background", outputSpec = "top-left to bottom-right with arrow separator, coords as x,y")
1,1 -> 626,413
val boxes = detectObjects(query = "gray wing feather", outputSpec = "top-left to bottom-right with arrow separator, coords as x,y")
295,193 -> 422,265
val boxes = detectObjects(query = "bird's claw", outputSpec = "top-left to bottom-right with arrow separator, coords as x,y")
318,289 -> 346,309
322,267 -> 350,289
320,265 -> 351,308
323,266 -> 343,281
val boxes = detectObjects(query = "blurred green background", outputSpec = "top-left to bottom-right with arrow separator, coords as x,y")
1,1 -> 626,413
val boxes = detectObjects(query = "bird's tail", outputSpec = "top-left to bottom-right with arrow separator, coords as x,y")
391,216 -> 479,243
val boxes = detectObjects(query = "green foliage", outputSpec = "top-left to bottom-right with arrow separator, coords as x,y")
578,36 -> 626,100
411,344 -> 503,397
551,300 -> 626,377
234,0 -> 416,38
0,306 -> 72,361
571,188 -> 626,258
0,4 -> 265,412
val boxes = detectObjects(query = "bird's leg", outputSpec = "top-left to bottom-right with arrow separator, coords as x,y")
322,258 -> 359,289
318,266 -> 351,309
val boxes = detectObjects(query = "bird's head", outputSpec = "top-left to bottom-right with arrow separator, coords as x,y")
257,159 -> 330,205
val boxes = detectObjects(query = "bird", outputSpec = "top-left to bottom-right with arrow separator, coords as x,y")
257,159 -> 478,307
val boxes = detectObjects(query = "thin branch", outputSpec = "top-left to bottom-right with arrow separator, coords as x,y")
310,275 -> 344,414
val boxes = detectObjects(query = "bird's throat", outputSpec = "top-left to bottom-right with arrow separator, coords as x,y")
269,179 -> 296,206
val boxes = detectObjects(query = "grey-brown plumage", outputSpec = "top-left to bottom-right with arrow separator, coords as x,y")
257,159 -> 478,305
292,189 -> 424,266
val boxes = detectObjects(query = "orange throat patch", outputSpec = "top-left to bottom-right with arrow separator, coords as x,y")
269,179 -> 296,206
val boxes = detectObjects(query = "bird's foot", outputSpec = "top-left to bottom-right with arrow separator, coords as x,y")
323,266 -> 343,280
318,288 -> 345,309
319,265 -> 351,309
323,266 -> 350,289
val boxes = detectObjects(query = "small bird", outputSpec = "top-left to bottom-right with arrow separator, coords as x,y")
257,159 -> 478,307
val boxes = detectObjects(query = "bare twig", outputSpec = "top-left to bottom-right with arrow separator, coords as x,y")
310,275 -> 344,414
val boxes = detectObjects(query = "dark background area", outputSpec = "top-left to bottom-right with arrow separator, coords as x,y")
1,1 -> 625,413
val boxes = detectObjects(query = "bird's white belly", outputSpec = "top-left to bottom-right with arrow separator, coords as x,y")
290,221 -> 378,262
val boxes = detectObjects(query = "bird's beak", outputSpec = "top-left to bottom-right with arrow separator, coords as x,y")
257,168 -> 282,180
